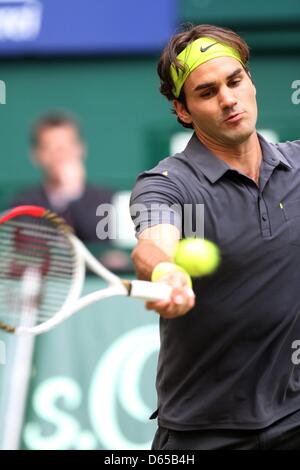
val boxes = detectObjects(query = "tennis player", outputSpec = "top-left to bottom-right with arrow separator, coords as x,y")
130,24 -> 300,449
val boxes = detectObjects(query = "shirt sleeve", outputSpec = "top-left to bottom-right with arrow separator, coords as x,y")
130,170 -> 186,237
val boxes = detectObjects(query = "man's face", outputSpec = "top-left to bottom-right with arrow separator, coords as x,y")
174,57 -> 257,146
34,124 -> 85,176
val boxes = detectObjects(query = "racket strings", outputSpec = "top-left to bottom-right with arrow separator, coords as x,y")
0,215 -> 76,328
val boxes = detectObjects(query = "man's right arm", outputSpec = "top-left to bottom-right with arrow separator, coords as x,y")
131,223 -> 179,280
131,224 -> 195,319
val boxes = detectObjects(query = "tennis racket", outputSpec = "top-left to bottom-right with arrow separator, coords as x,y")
0,205 -> 173,336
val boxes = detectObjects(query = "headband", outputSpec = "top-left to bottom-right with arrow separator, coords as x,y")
170,37 -> 245,98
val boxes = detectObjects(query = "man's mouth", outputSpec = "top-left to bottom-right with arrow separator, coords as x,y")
224,112 -> 245,123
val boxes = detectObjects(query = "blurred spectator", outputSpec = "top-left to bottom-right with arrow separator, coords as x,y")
12,111 -> 131,271
13,111 -> 112,242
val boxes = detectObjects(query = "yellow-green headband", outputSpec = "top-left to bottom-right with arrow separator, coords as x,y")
170,37 -> 245,98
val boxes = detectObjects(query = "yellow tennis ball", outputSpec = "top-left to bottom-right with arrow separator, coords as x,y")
174,238 -> 220,277
151,262 -> 192,288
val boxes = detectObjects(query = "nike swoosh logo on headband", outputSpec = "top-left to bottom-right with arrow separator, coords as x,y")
200,42 -> 218,53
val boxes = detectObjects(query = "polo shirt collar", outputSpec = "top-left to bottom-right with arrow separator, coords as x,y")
183,132 -> 292,184
183,133 -> 229,183
258,132 -> 292,170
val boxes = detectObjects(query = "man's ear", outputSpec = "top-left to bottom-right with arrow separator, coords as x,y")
173,99 -> 192,125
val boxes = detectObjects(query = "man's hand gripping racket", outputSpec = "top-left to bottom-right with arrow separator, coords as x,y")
0,206 -> 179,335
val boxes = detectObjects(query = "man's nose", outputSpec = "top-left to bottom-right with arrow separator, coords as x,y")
218,86 -> 237,110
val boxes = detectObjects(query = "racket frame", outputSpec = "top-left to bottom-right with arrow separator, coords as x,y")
0,206 -> 172,336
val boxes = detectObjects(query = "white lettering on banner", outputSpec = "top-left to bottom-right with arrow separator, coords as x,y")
89,324 -> 159,450
23,377 -> 89,450
0,0 -> 42,40
23,325 -> 159,450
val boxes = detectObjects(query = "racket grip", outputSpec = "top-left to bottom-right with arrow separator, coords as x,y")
130,280 -> 172,301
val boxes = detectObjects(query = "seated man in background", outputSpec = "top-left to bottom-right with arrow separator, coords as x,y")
13,111 -> 112,242
13,111 -> 130,271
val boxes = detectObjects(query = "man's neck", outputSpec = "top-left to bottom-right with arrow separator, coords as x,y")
196,131 -> 262,185
44,179 -> 84,209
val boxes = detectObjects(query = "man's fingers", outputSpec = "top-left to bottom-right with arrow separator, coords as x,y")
145,300 -> 169,310
145,286 -> 195,318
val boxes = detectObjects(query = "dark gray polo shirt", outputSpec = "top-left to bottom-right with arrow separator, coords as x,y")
130,132 -> 300,431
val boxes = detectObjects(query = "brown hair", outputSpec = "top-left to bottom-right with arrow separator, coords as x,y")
157,24 -> 250,128
31,111 -> 83,148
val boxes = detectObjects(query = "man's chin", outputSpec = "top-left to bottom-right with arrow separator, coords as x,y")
222,127 -> 255,145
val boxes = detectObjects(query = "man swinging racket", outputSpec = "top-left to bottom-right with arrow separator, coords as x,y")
130,24 -> 300,450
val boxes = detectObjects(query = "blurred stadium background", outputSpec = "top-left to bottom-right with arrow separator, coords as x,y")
0,0 -> 299,450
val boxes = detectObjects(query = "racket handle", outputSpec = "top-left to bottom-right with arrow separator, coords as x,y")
130,280 -> 172,301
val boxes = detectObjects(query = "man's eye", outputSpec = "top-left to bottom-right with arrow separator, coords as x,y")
230,79 -> 241,86
200,90 -> 213,98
